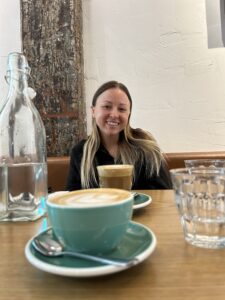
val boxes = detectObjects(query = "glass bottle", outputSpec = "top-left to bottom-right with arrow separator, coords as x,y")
0,52 -> 47,221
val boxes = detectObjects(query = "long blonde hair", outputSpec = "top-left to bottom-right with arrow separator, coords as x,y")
81,81 -> 164,188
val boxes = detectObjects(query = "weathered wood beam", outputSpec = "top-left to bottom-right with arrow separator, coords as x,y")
20,0 -> 86,156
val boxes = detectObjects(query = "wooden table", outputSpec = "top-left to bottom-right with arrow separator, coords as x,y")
1,190 -> 225,300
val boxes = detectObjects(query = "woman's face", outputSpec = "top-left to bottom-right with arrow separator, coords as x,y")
92,88 -> 131,140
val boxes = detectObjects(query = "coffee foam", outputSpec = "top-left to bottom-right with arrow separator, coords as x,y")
97,164 -> 133,177
48,188 -> 132,207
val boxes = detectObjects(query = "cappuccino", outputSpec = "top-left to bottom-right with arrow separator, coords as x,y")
97,165 -> 133,190
47,188 -> 133,253
48,188 -> 131,207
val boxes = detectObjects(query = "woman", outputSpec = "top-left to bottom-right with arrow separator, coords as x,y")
66,80 -> 172,190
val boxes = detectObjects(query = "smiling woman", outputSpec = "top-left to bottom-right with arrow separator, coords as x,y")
66,80 -> 172,191
91,87 -> 131,151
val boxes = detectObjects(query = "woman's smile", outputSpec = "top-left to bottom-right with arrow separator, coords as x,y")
92,87 -> 131,138
106,119 -> 120,127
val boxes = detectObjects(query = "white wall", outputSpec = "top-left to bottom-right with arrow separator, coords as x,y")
2,1 -> 225,153
83,0 -> 225,152
0,0 -> 21,107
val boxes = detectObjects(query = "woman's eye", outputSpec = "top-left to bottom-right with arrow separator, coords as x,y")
119,108 -> 126,112
102,105 -> 111,109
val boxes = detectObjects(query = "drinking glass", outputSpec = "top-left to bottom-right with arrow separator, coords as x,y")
97,165 -> 133,190
185,159 -> 225,168
170,167 -> 225,249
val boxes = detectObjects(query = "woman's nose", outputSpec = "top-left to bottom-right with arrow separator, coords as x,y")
109,107 -> 119,117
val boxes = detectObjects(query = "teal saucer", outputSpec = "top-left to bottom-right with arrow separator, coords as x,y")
133,193 -> 152,210
25,221 -> 156,277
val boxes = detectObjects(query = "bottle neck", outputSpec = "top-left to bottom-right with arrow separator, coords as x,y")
7,70 -> 29,95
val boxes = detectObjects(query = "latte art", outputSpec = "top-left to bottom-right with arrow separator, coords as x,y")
48,188 -> 132,207
47,188 -> 133,254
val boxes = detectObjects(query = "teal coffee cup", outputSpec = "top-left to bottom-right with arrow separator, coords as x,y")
47,188 -> 133,254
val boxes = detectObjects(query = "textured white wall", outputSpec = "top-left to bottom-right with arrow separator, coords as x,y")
2,1 -> 225,153
0,0 -> 21,108
83,0 -> 225,152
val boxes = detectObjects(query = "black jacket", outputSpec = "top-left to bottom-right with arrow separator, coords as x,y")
66,139 -> 172,191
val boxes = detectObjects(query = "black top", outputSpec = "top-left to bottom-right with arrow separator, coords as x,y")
66,139 -> 172,191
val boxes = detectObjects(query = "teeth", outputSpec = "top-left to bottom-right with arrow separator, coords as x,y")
107,121 -> 119,126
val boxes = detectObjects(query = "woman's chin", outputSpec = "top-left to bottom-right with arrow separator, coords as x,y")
103,129 -> 120,137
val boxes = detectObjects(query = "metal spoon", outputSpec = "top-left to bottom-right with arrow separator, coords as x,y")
32,228 -> 139,267
132,192 -> 139,199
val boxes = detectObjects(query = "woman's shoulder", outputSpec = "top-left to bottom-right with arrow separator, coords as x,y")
71,139 -> 87,154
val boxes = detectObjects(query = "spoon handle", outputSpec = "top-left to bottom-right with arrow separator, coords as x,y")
32,227 -> 139,267
62,250 -> 138,267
